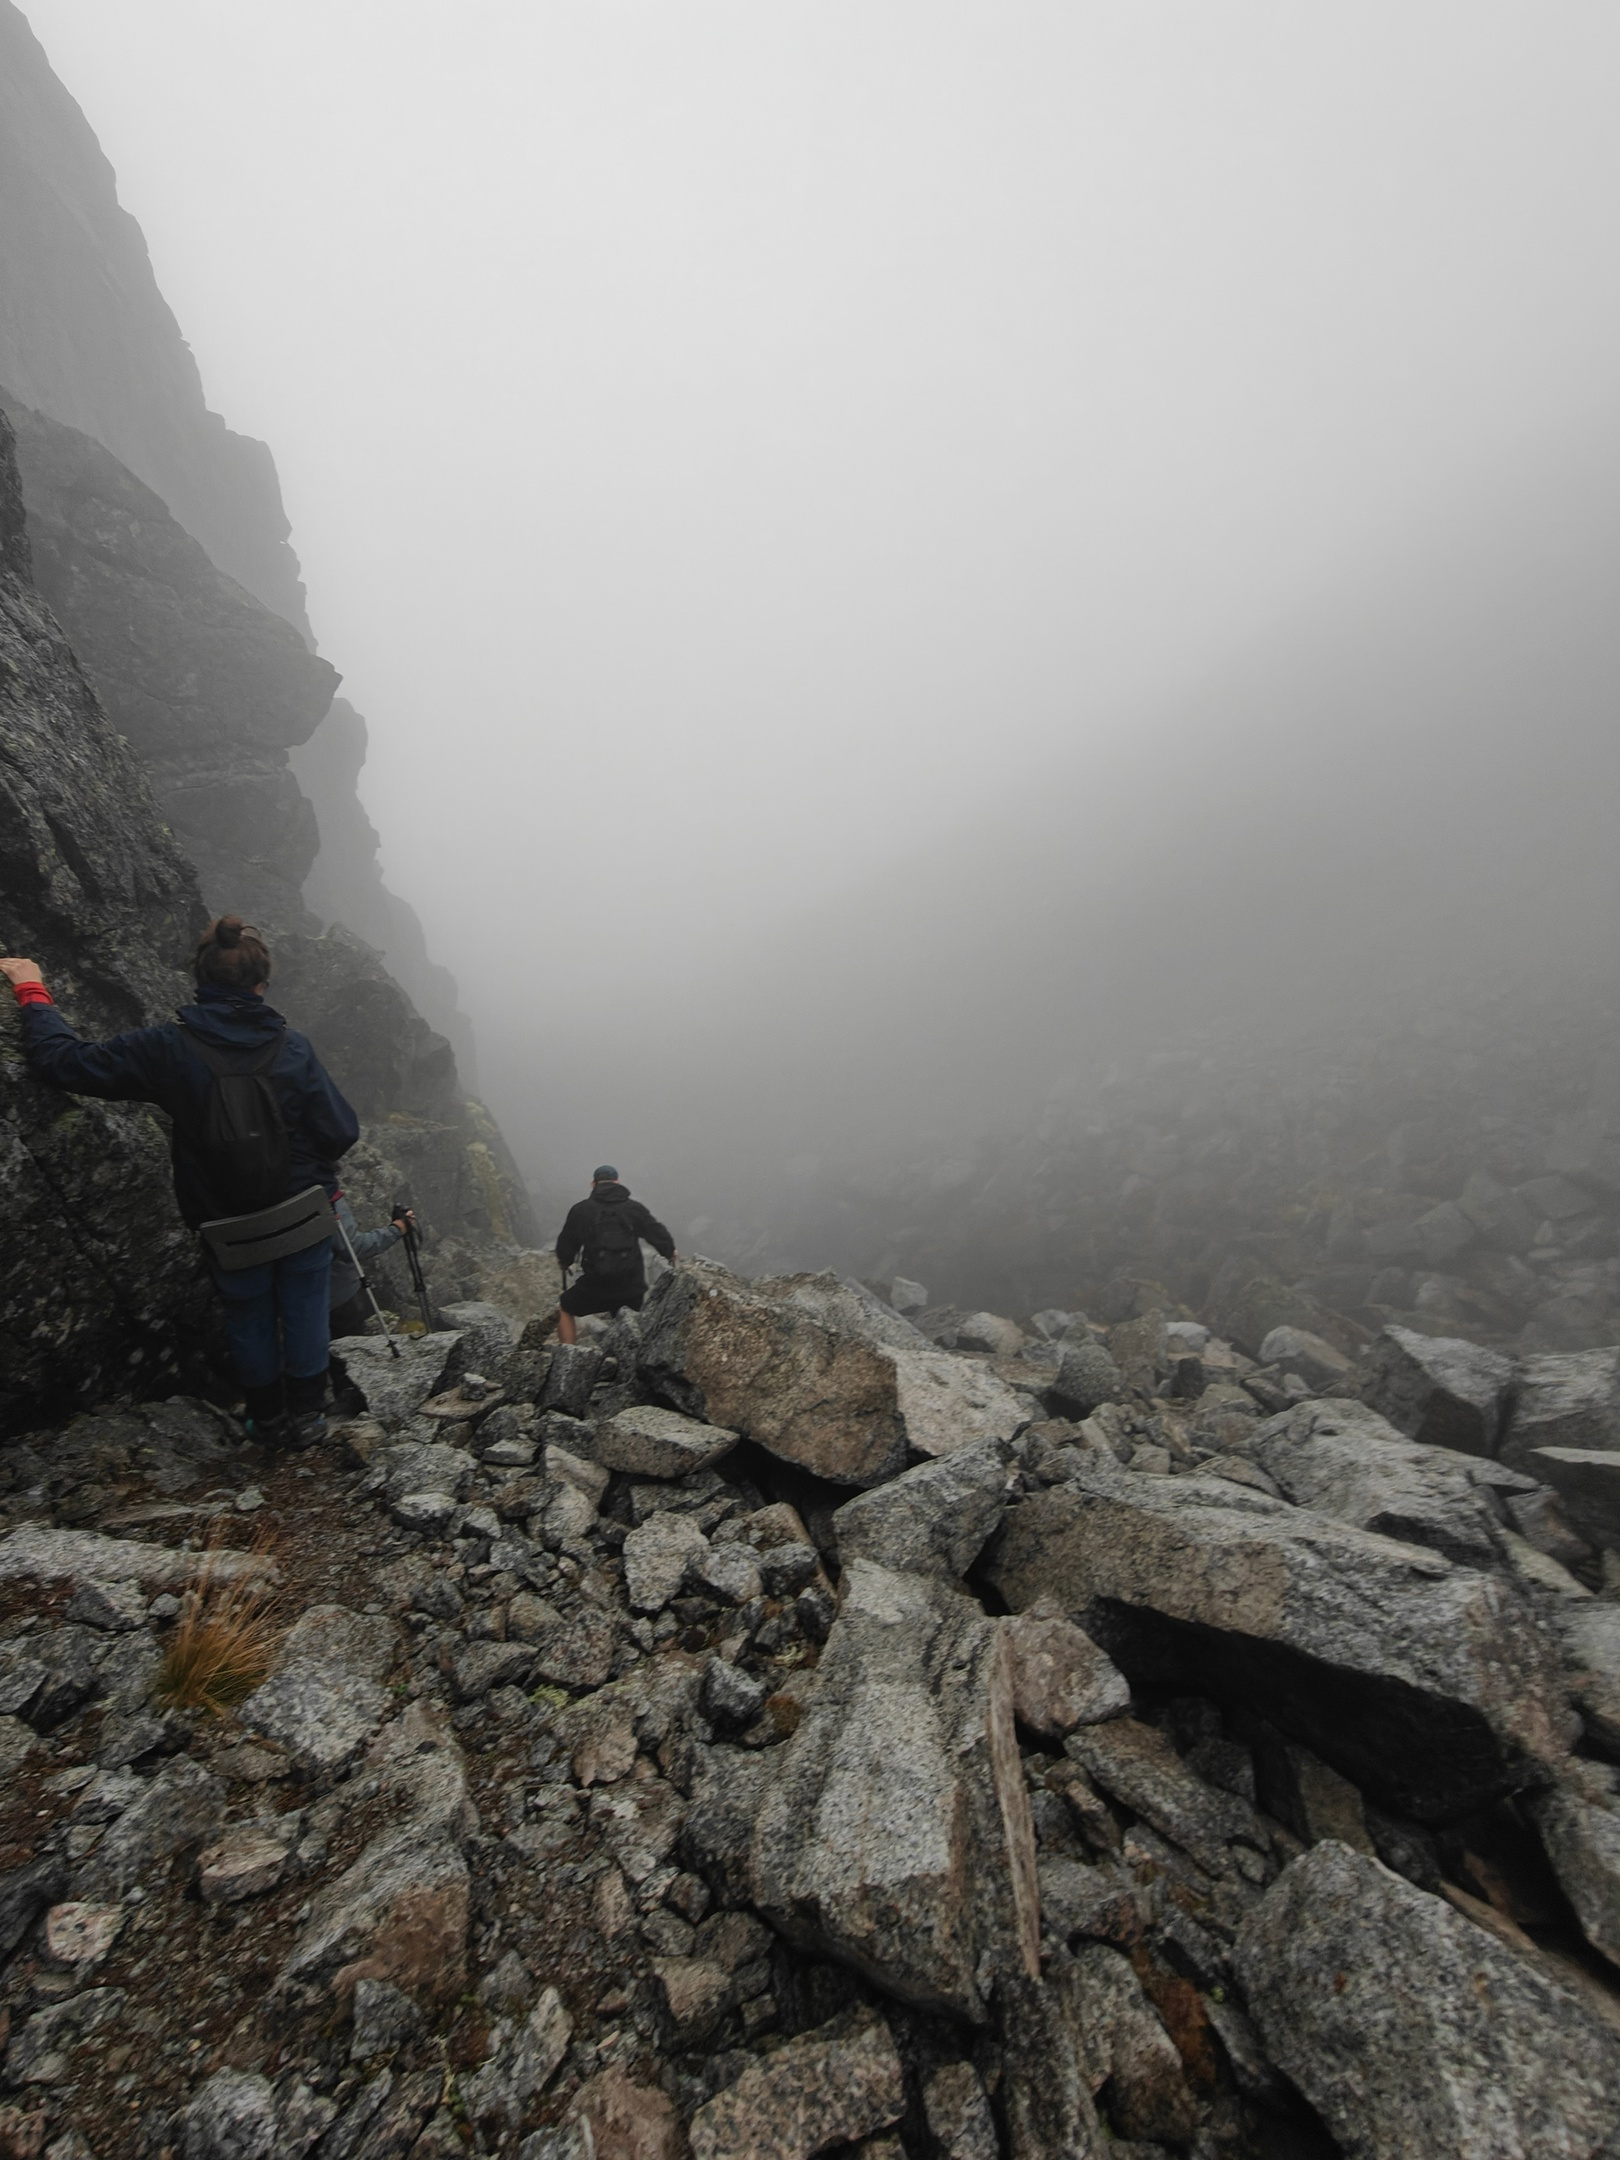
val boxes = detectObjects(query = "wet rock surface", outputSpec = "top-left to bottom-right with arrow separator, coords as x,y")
0,403 -> 209,1423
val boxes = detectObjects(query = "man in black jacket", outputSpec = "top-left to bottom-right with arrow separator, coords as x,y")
554,1166 -> 676,1344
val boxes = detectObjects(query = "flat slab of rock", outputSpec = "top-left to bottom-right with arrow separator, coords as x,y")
1529,1448 -> 1620,1551
689,2006 -> 904,2160
639,1260 -> 1029,1485
745,1558 -> 1039,2021
1235,1841 -> 1620,2156
0,1523 -> 271,1591
775,1272 -> 1029,1455
240,1605 -> 396,1773
884,1345 -> 1028,1462
984,1459 -> 1566,1821
374,1441 -> 476,1504
767,1270 -> 936,1352
331,1332 -> 462,1426
1067,1716 -> 1270,1877
596,1404 -> 738,1480
1500,1346 -> 1620,1470
1359,1325 -> 1515,1457
568,2068 -> 683,2160
832,1437 -> 1012,1580
638,1261 -> 909,1486
1250,1399 -> 1506,1568
276,1704 -> 473,2010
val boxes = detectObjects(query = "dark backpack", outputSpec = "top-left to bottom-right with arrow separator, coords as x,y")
583,1198 -> 642,1276
182,1031 -> 291,1216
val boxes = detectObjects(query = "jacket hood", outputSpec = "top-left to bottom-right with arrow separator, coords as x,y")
175,986 -> 288,1050
591,1182 -> 631,1205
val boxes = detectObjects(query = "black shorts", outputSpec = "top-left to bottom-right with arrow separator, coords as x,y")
560,1272 -> 646,1319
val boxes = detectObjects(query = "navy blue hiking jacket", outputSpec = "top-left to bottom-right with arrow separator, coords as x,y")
555,1183 -> 675,1282
20,984 -> 359,1227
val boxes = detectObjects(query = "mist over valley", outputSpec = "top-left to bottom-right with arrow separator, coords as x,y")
4,9 -> 1620,2154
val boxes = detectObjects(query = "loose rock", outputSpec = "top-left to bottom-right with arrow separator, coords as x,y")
1529,1446 -> 1620,1551
596,1404 -> 739,1479
832,1437 -> 1012,1581
1235,1841 -> 1620,2158
745,1559 -> 1039,2020
1360,1324 -> 1516,1456
239,1605 -> 395,1774
688,2006 -> 904,2160
196,1826 -> 291,1904
1250,1398 -> 1506,1568
1002,1608 -> 1131,1736
986,1457 -> 1567,1819
623,1512 -> 710,1613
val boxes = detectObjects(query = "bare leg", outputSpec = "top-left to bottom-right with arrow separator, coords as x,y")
557,1308 -> 577,1345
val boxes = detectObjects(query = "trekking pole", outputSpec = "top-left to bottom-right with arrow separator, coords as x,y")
395,1202 -> 435,1334
332,1210 -> 402,1362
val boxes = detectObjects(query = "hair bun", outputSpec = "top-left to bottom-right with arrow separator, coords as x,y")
194,914 -> 270,989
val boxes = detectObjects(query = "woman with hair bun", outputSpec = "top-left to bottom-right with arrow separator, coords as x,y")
2,915 -> 360,1445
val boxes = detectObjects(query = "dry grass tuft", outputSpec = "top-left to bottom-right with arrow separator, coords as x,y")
153,1529 -> 282,1715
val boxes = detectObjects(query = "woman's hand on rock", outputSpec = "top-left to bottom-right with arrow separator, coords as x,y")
0,957 -> 45,987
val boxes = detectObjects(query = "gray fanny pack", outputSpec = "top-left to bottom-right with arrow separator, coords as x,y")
199,1183 -> 337,1272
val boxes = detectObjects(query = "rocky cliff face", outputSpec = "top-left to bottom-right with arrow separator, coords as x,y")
3,395 -> 338,929
0,22 -> 542,1364
0,0 -> 482,1076
0,405 -> 213,1421
0,2 -> 308,631
289,696 -> 481,1082
0,389 -> 537,1338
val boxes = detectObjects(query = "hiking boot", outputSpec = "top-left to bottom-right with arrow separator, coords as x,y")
285,1410 -> 328,1451
243,1412 -> 290,1447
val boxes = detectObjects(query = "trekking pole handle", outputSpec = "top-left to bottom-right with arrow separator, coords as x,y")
392,1201 -> 434,1331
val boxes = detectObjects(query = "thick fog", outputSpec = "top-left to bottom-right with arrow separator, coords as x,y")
23,1 -> 1620,1249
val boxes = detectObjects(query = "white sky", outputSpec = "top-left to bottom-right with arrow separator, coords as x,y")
20,2 -> 1620,1161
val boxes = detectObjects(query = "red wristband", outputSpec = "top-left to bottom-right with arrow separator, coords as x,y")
12,982 -> 53,1006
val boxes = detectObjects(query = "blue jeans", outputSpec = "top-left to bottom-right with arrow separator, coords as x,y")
213,1239 -> 333,1390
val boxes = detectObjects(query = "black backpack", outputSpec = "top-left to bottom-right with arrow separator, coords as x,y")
182,1030 -> 291,1215
583,1197 -> 642,1276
